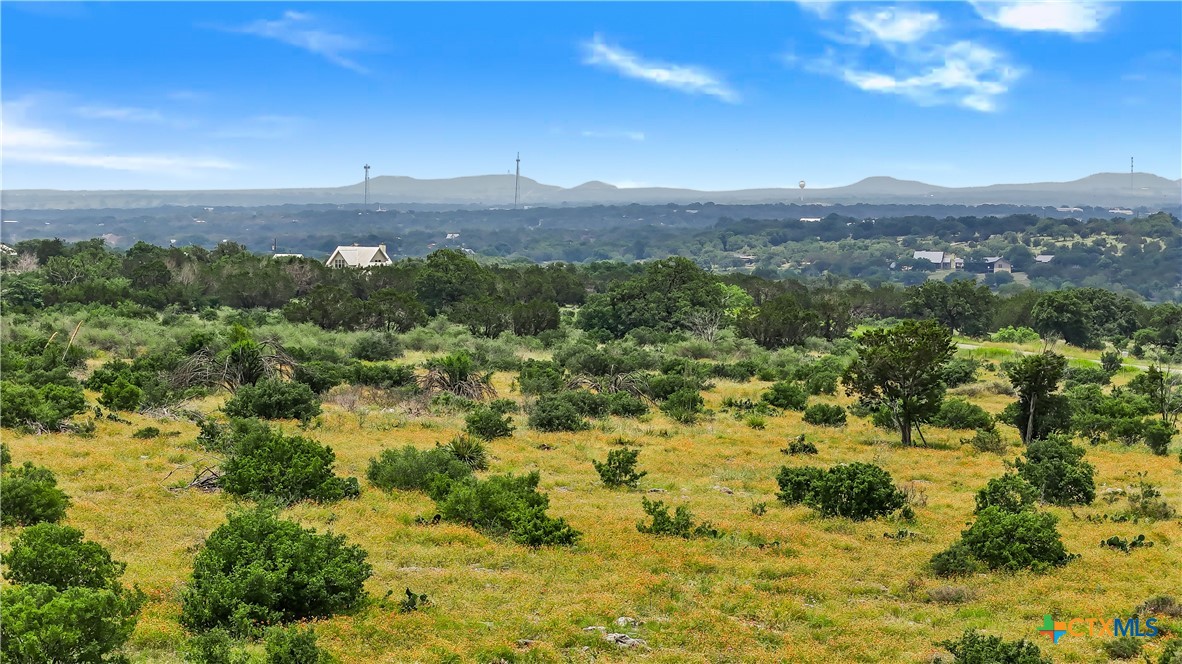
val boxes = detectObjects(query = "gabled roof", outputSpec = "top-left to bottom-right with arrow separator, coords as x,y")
912,250 -> 945,264
984,256 -> 1008,263
1034,254 -> 1055,263
326,245 -> 391,267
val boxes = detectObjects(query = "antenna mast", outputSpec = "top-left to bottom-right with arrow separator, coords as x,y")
514,153 -> 521,209
364,164 -> 371,206
1130,156 -> 1134,190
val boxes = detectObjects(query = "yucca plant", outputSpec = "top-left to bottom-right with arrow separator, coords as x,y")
419,352 -> 496,400
442,435 -> 489,471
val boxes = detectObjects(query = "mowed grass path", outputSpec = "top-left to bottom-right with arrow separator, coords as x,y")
2,366 -> 1179,663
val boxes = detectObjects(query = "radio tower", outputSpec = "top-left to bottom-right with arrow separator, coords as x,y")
1130,156 -> 1134,190
364,164 -> 371,206
513,153 -> 521,209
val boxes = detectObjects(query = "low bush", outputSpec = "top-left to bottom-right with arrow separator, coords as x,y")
528,394 -> 590,432
804,370 -> 840,396
803,403 -> 847,427
775,466 -> 826,505
350,333 -> 403,362
516,359 -> 565,396
783,435 -> 818,455
646,374 -> 705,402
1064,364 -> 1112,388
941,357 -> 983,389
974,474 -> 1037,514
952,506 -> 1073,573
930,542 -> 986,577
98,377 -> 144,412
961,428 -> 1007,454
1015,434 -> 1095,506
180,509 -> 372,635
806,462 -> 905,520
0,380 -> 88,429
606,392 -> 649,417
762,381 -> 808,411
222,379 -> 321,421
593,448 -> 647,489
350,363 -> 416,389
0,583 -> 145,664
636,498 -> 719,539
265,624 -> 336,664
431,471 -> 580,547
183,628 -> 248,664
990,326 -> 1040,344
220,422 -> 359,505
367,445 -> 473,493
1144,419 -> 1176,456
131,426 -> 162,439
2,523 -> 125,591
465,406 -> 515,441
0,462 -> 70,527
1101,637 -> 1142,660
660,388 -> 705,424
1099,351 -> 1123,374
931,398 -> 994,431
937,629 -> 1051,664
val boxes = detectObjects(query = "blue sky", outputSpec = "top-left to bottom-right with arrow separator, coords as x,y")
2,1 -> 1179,191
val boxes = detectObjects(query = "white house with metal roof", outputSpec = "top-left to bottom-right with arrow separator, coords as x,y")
325,244 -> 392,269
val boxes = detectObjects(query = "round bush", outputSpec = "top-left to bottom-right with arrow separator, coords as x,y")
974,473 -> 1037,514
223,379 -> 322,421
807,463 -> 905,520
529,394 -> 591,432
1015,434 -> 1095,506
660,389 -> 705,424
3,523 -> 125,591
350,333 -> 403,362
220,422 -> 359,505
762,381 -> 808,411
98,377 -> 143,412
931,398 -> 993,430
959,506 -> 1073,573
775,466 -> 825,505
367,445 -> 473,492
180,509 -> 372,635
465,407 -> 515,441
803,403 -> 847,427
0,462 -> 70,527
0,583 -> 144,664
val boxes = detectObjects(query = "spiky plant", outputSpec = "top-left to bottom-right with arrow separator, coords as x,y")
441,435 -> 489,471
419,352 -> 496,400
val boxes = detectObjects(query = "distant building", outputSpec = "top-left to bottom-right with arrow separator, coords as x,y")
984,257 -> 1012,273
800,217 -> 822,223
271,253 -> 304,259
1034,254 -> 1055,264
1056,207 -> 1083,213
445,232 -> 461,240
1108,208 -> 1134,216
0,243 -> 16,256
913,250 -> 962,270
325,244 -> 392,269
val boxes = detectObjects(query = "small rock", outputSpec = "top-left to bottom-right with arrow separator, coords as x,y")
712,485 -> 734,495
583,625 -> 606,632
516,639 -> 537,648
615,616 -> 640,627
603,633 -> 647,648
646,488 -> 667,493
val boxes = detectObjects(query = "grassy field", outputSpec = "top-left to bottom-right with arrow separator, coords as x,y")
2,358 -> 1180,663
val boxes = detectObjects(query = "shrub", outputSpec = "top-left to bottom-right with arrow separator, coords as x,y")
1099,351 -> 1123,374
517,359 -> 565,396
528,394 -> 590,432
1064,364 -> 1111,387
783,435 -> 818,455
974,474 -> 1037,514
180,509 -> 372,635
292,361 -> 351,394
442,435 -> 488,471
593,448 -> 647,489
1,441 -> 10,467
132,426 -> 162,439
367,446 -> 473,493
220,422 -> 359,505
958,506 -> 1073,573
941,357 -> 983,388
98,377 -> 143,412
1159,639 -> 1182,664
961,428 -> 1007,454
223,379 -> 321,421
937,629 -> 1051,664
3,523 -> 125,591
1125,477 -> 1177,520
1015,434 -> 1096,506
350,333 -> 403,362
1144,419 -> 1176,456
561,390 -> 611,417
350,363 -> 416,389
646,373 -> 705,402
1102,637 -> 1142,660
930,542 -> 986,577
465,406 -> 515,441
0,462 -> 70,527
660,388 -> 705,424
0,380 -> 88,429
762,381 -> 808,411
931,398 -> 994,431
806,463 -> 905,520
265,625 -> 335,664
990,326 -> 1040,344
746,414 -> 767,429
804,370 -> 840,396
606,392 -> 649,417
184,628 -> 249,664
431,472 -> 580,547
636,498 -> 719,538
775,466 -> 825,505
0,583 -> 144,664
803,403 -> 847,427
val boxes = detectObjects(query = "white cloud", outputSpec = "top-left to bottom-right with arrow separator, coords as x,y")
226,10 -> 369,72
793,1 -> 835,18
76,105 -> 165,123
833,41 -> 1022,112
210,115 -> 306,140
972,1 -> 1115,34
580,129 -> 646,142
849,7 -> 941,44
582,34 -> 738,102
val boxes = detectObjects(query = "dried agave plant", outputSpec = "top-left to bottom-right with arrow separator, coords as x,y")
418,351 -> 496,400
172,337 -> 295,393
566,372 -> 650,399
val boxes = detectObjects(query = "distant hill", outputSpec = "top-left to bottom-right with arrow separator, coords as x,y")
3,172 -> 1179,210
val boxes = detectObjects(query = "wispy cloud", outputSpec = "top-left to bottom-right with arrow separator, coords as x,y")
971,1 -> 1115,34
581,129 -> 646,142
224,10 -> 370,73
793,1 -> 835,18
849,7 -> 941,44
582,34 -> 738,103
2,99 -> 237,175
76,105 -> 165,123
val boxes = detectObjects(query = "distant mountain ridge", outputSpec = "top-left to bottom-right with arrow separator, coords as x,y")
3,172 -> 1179,210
